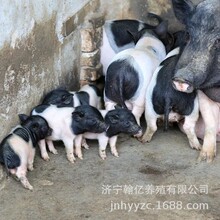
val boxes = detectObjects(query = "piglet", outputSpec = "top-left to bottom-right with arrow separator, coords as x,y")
77,108 -> 142,160
140,32 -> 201,150
0,115 -> 52,190
31,105 -> 106,162
42,84 -> 102,109
104,28 -> 166,125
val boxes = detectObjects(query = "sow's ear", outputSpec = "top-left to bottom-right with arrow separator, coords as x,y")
172,0 -> 195,25
18,114 -> 29,123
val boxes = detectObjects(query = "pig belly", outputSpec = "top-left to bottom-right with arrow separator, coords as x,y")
83,132 -> 106,140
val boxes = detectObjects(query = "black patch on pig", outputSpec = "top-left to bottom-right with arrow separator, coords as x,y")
75,91 -> 90,106
71,105 -> 105,135
105,58 -> 139,108
105,108 -> 141,137
111,20 -> 146,48
152,53 -> 197,130
42,88 -> 73,107
0,136 -> 21,169
13,128 -> 29,143
31,104 -> 50,114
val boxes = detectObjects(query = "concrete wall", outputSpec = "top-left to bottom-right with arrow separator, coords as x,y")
0,0 -> 99,138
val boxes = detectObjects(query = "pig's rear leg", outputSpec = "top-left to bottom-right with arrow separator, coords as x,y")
140,116 -> 157,143
27,148 -> 36,171
82,138 -> 90,149
16,165 -> 33,190
47,140 -> 58,155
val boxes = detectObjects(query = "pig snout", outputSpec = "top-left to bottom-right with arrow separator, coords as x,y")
131,125 -> 143,137
172,69 -> 194,93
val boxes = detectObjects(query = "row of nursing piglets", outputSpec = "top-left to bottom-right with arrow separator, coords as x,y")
0,84 -> 142,190
103,0 -> 220,163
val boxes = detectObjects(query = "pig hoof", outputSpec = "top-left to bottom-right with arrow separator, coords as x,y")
42,155 -> 50,161
99,151 -> 107,160
191,144 -> 202,151
111,150 -> 119,158
28,166 -> 34,171
78,155 -> 83,160
83,144 -> 90,150
198,151 -> 215,163
67,155 -> 75,163
68,158 -> 75,164
51,149 -> 58,155
139,136 -> 151,143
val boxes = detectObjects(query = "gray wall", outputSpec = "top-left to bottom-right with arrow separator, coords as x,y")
0,0 -> 99,138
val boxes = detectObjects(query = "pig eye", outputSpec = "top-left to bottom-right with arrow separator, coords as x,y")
124,121 -> 130,128
90,118 -> 97,125
61,95 -> 67,101
32,123 -> 39,129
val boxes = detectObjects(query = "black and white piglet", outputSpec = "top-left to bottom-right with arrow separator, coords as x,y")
42,84 -> 102,109
0,115 -> 52,190
77,108 -> 142,160
140,37 -> 201,150
104,28 -> 166,125
101,13 -> 173,75
31,104 -> 106,162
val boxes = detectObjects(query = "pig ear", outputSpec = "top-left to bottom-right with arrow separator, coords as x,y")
172,0 -> 195,25
155,20 -> 168,38
108,114 -> 119,124
18,114 -> 29,122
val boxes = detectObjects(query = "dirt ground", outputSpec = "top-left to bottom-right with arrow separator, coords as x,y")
0,124 -> 220,220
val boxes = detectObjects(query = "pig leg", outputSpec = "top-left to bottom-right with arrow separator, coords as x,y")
16,165 -> 33,190
47,140 -> 58,155
109,136 -> 119,157
182,97 -> 201,150
63,138 -> 76,163
198,91 -> 218,162
98,136 -> 109,160
82,138 -> 90,149
131,105 -> 144,126
38,139 -> 50,161
75,135 -> 83,160
27,148 -> 36,171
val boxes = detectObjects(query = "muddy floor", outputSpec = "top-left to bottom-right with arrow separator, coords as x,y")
0,124 -> 220,220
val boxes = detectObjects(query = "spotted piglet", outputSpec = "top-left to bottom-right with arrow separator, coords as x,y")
0,115 -> 52,190
31,105 -> 106,162
77,108 -> 142,160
